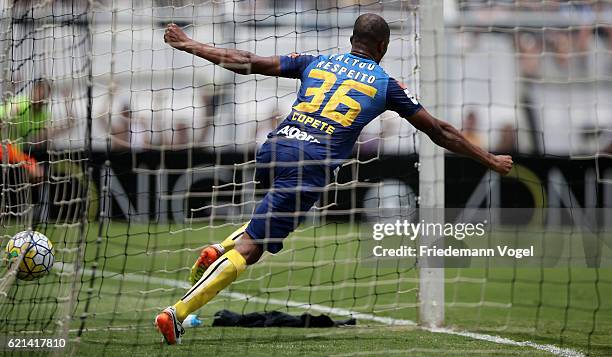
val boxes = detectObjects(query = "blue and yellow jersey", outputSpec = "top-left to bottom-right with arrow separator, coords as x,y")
270,52 -> 422,167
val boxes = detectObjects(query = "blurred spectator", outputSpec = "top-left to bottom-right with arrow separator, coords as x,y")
193,88 -> 223,147
512,1 -> 601,155
111,104 -> 151,151
0,79 -> 52,169
547,27 -> 592,71
461,110 -> 483,148
594,1 -> 612,62
587,126 -> 612,154
515,4 -> 594,75
167,122 -> 192,150
516,32 -> 542,78
602,139 -> 612,154
496,123 -> 518,154
255,111 -> 281,149
2,79 -> 52,145
110,104 -> 129,151
0,79 -> 75,180
195,91 -> 220,148
203,91 -> 220,119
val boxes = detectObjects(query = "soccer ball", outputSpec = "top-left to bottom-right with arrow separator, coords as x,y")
5,231 -> 55,281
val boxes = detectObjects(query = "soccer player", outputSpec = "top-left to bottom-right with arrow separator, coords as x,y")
0,79 -> 52,181
156,14 -> 513,344
0,143 -> 42,179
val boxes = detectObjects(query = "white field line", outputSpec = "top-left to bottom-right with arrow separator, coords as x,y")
427,328 -> 585,357
73,267 -> 584,357
221,289 -> 414,326
78,267 -> 414,327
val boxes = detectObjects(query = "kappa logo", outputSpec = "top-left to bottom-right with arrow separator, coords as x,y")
277,126 -> 321,143
396,80 -> 419,105
404,89 -> 419,105
288,52 -> 313,59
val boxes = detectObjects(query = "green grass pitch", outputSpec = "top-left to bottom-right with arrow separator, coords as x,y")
1,222 -> 611,356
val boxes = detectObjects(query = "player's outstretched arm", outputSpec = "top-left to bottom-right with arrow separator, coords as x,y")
164,23 -> 280,76
407,109 -> 513,175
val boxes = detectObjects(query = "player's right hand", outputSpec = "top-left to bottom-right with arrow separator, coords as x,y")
164,23 -> 192,50
492,155 -> 513,176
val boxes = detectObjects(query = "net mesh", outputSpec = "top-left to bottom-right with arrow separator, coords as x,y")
0,1 -> 609,356
0,0 -> 92,337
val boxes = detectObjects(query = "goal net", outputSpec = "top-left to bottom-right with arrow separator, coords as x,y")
0,0 -> 92,337
0,0 -> 609,356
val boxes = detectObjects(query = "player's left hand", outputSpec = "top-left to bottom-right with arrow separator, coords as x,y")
491,155 -> 513,175
164,23 -> 192,50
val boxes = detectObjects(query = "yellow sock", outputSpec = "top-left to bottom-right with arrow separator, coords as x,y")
216,221 -> 249,253
174,249 -> 246,322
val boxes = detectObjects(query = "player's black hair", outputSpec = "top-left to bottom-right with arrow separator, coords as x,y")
351,13 -> 390,48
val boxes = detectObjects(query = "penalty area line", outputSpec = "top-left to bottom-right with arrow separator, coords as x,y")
69,266 -> 584,356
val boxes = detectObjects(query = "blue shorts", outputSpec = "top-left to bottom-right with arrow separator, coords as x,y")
245,140 -> 332,253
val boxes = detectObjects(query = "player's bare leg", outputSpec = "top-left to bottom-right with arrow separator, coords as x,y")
155,232 -> 262,345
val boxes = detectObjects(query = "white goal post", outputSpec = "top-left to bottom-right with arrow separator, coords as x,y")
418,0 -> 445,328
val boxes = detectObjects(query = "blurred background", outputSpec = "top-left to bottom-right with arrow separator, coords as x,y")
5,0 -> 612,157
